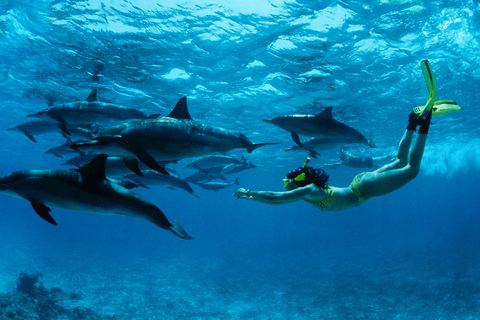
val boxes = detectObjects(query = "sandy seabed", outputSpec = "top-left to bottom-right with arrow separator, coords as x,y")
1,240 -> 480,320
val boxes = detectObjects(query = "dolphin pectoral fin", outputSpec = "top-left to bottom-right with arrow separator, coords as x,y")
51,114 -> 67,125
291,132 -> 302,146
136,153 -> 170,175
123,158 -> 144,176
21,130 -> 37,143
58,123 -> 71,136
169,220 -> 194,240
246,142 -> 280,153
30,200 -> 57,226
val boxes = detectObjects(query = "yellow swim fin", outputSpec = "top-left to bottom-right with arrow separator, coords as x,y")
417,60 -> 436,117
413,100 -> 462,117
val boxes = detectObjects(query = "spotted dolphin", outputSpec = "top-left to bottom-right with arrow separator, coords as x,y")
27,89 -> 160,127
0,154 -> 192,240
71,97 -> 278,176
263,107 -> 374,147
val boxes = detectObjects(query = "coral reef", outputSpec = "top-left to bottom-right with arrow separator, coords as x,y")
0,272 -> 113,320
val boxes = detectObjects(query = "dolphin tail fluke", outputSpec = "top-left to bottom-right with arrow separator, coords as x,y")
169,220 -> 194,240
246,142 -> 280,153
307,149 -> 320,159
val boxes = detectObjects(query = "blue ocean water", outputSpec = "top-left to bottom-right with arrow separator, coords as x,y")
1,0 -> 480,319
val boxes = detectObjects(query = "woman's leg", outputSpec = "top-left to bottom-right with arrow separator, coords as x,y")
357,112 -> 431,199
374,112 -> 419,174
374,129 -> 414,173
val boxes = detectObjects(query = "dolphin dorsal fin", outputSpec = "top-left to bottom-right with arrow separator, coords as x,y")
315,106 -> 334,120
166,97 -> 193,120
85,89 -> 98,102
76,153 -> 107,181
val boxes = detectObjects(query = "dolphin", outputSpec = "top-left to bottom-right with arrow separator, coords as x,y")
263,107 -> 374,147
71,97 -> 278,176
193,177 -> 239,192
184,155 -> 245,171
0,154 -> 192,240
183,171 -> 227,184
45,141 -> 85,159
285,136 -> 371,158
27,89 -> 160,128
8,119 -> 97,143
122,170 -> 198,198
220,161 -> 257,175
8,120 -> 71,143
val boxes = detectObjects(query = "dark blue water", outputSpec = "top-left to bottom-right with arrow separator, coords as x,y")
1,1 -> 480,319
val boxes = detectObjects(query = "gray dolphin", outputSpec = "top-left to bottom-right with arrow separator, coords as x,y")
8,120 -> 69,143
183,171 -> 226,184
263,107 -> 374,147
8,120 -> 98,143
193,177 -> 239,192
122,170 -> 198,198
0,154 -> 192,240
285,136 -> 371,158
45,141 -> 85,159
184,155 -> 245,171
27,89 -> 160,128
220,161 -> 257,175
71,97 -> 278,176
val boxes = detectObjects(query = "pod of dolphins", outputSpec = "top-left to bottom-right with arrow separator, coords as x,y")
2,90 -> 372,239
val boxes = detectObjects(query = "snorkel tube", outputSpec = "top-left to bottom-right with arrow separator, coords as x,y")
303,157 -> 310,168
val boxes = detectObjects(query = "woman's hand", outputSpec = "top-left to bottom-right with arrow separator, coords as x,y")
232,188 -> 251,199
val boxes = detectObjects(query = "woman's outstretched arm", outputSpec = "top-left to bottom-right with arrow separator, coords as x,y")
232,184 -> 324,205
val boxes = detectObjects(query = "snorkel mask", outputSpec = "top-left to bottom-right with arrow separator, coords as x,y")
283,157 -> 310,188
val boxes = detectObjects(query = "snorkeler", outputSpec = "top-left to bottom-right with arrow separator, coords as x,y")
232,111 -> 429,211
233,61 -> 460,211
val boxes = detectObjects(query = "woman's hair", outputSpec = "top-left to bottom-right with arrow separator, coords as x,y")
286,166 -> 329,190
303,167 -> 329,189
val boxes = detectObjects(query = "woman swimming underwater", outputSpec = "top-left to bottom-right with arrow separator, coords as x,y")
232,111 -> 431,211
233,60 -> 460,211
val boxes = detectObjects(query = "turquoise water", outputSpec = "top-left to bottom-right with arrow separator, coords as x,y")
1,1 -> 480,319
